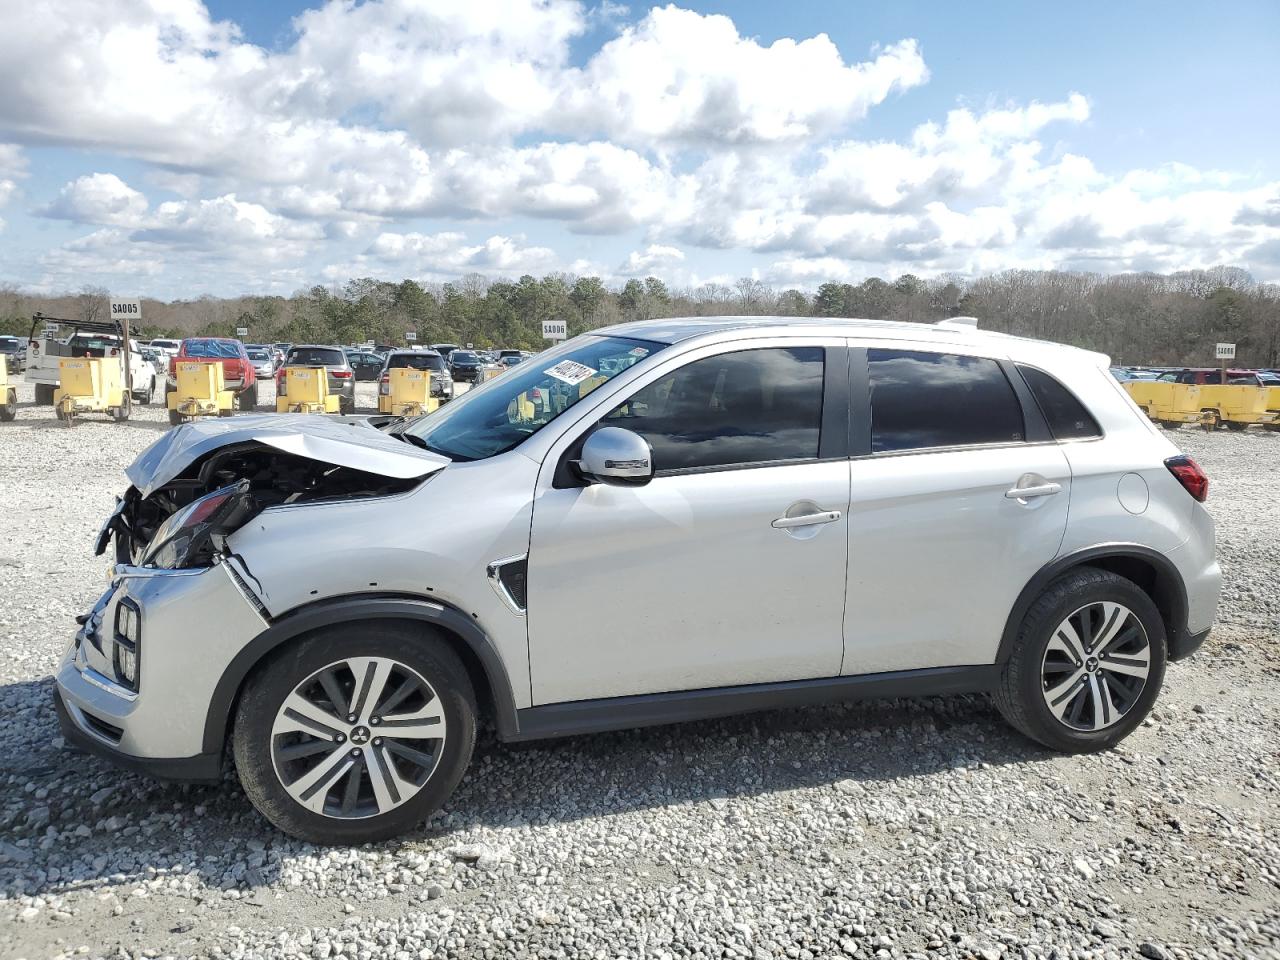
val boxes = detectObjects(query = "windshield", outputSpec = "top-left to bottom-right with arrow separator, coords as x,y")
185,339 -> 241,359
400,336 -> 663,460
451,351 -> 479,363
388,353 -> 445,371
247,349 -> 270,360
287,347 -> 345,366
0,340 -> 20,353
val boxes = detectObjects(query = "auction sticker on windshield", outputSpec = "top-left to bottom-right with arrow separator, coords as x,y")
544,360 -> 598,385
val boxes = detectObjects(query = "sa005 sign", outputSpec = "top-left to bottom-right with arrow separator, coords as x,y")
542,320 -> 567,340
110,298 -> 141,320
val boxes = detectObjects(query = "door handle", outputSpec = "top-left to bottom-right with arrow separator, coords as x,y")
1005,481 -> 1062,500
772,510 -> 842,529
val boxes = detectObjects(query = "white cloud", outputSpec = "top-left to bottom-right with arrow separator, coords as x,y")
618,243 -> 685,275
561,7 -> 928,145
42,173 -> 149,225
1,2 -> 1278,291
362,230 -> 559,277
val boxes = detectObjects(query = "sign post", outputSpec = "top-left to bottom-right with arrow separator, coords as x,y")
110,298 -> 140,402
541,320 -> 567,341
1215,342 -> 1235,384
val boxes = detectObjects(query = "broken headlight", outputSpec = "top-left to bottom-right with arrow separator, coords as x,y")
143,480 -> 256,569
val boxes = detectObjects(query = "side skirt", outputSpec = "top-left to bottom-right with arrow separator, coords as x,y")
508,664 -> 1000,742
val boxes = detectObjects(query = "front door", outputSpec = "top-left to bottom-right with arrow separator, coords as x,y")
527,343 -> 851,705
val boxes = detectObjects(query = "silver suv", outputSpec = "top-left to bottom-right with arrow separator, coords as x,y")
55,317 -> 1221,844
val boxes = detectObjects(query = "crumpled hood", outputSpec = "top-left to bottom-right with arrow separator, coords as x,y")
126,414 -> 450,497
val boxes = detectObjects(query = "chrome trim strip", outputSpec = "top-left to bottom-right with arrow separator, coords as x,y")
78,664 -> 139,703
486,554 -> 528,617
112,563 -> 206,582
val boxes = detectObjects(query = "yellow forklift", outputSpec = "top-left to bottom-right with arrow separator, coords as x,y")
26,313 -> 142,425
377,368 -> 439,418
0,359 -> 15,421
168,361 -> 237,425
276,366 -> 341,414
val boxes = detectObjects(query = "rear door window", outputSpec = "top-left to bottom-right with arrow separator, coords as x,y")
867,349 -> 1025,453
606,347 -> 825,472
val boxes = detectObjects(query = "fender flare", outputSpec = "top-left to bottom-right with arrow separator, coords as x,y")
995,543 -> 1190,664
201,594 -> 520,754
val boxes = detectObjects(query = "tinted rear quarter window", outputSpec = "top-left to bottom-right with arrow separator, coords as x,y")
1017,365 -> 1102,440
868,349 -> 1025,453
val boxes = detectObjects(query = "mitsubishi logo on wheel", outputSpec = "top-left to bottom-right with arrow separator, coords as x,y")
349,726 -> 371,745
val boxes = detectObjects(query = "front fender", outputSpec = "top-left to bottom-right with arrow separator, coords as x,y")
201,594 -> 520,754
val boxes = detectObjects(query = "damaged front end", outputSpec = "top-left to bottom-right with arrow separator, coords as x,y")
97,416 -> 449,568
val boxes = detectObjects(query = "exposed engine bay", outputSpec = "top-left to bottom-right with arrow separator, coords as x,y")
101,442 -> 427,567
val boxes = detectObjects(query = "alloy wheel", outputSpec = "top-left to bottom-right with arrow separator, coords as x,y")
1040,601 -> 1151,732
270,657 -> 447,819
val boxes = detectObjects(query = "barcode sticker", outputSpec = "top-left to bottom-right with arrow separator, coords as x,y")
544,360 -> 598,385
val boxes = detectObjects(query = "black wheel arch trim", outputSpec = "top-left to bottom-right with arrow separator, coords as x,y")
997,543 -> 1192,664
201,593 -> 520,755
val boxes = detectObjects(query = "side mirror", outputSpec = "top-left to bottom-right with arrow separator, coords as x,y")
577,427 -> 654,486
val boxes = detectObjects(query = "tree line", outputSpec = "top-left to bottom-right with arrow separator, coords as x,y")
2,265 -> 1277,367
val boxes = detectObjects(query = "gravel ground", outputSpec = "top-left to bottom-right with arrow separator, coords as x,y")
1,383 -> 1278,960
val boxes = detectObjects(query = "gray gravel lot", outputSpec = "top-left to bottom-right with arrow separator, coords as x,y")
1,381 -> 1278,960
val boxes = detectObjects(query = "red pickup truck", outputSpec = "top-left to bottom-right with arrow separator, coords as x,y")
167,338 -> 258,410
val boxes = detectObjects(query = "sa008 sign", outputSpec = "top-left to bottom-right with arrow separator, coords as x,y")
542,320 -> 567,340
110,298 -> 141,321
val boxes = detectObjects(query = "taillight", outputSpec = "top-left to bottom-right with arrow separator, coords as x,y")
332,369 -> 352,379
1165,455 -> 1209,502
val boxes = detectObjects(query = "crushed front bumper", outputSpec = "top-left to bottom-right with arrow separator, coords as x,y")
54,559 -> 269,783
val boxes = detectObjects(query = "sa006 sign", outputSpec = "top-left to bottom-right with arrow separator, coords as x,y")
1215,342 -> 1236,360
542,320 -> 567,340
110,298 -> 141,321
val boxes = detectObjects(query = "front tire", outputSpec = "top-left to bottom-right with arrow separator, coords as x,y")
35,383 -> 55,405
239,383 -> 259,411
994,568 -> 1166,753
1224,421 -> 1247,432
232,624 -> 477,845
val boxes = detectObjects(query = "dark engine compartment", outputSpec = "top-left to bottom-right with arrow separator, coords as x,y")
111,442 -> 424,564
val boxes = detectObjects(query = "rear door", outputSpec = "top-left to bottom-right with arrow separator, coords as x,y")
842,342 -> 1072,675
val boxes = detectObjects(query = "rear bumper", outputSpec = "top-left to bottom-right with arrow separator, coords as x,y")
54,688 -> 222,782
1169,627 -> 1211,662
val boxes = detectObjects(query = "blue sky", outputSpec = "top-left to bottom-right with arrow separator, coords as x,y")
0,0 -> 1277,298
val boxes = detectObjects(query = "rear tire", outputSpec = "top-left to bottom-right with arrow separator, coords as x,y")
1159,420 -> 1182,430
168,409 -> 184,426
35,383 -> 55,405
1224,421 -> 1247,432
239,384 -> 259,411
232,624 -> 477,845
994,568 -> 1166,754
0,388 -> 15,421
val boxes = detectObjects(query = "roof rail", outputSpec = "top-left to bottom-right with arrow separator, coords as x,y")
934,316 -> 980,330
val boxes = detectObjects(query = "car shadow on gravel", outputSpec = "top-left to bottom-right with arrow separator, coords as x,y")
1,675 -> 1054,902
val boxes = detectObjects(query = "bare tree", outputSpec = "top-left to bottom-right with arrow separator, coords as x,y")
76,285 -> 109,325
